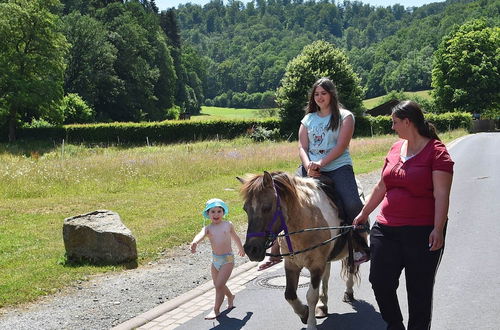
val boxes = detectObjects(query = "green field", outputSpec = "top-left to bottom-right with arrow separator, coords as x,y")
363,90 -> 432,109
191,106 -> 278,121
197,91 -> 433,118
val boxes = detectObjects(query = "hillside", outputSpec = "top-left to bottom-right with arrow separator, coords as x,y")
175,0 -> 498,99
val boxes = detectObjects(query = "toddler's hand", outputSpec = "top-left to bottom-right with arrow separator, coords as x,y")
238,249 -> 245,257
190,242 -> 197,253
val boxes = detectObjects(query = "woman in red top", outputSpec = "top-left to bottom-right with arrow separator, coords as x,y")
354,101 -> 454,330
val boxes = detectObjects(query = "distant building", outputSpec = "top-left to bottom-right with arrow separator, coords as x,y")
365,99 -> 399,116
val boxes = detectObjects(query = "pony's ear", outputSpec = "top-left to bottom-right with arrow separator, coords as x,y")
236,176 -> 246,184
263,171 -> 273,188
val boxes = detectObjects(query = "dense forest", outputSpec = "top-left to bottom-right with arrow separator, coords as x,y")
0,0 -> 498,141
175,0 -> 498,104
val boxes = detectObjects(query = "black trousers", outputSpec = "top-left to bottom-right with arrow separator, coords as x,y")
369,223 -> 444,330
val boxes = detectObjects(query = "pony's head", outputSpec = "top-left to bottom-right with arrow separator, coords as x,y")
237,171 -> 297,261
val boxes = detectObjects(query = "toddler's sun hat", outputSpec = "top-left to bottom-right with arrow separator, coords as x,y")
202,198 -> 229,219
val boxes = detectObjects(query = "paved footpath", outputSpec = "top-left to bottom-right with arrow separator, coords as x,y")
113,258 -> 388,330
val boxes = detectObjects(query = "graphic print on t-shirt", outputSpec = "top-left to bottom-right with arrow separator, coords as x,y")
311,123 -> 326,148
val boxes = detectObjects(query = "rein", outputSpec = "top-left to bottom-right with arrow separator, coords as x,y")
245,178 -> 368,258
266,227 -> 355,257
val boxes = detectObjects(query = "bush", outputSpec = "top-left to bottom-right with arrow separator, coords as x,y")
22,118 -> 55,128
480,108 -> 500,120
165,106 -> 181,120
60,93 -> 95,124
249,125 -> 280,142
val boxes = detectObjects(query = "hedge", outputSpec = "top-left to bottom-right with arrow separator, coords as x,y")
15,118 -> 281,144
10,112 -> 471,144
355,112 -> 472,136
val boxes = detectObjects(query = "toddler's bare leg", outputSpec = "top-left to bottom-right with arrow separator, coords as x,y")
206,263 -> 233,319
224,274 -> 235,309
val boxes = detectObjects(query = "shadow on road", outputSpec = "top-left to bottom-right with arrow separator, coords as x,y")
315,299 -> 385,330
209,310 -> 253,329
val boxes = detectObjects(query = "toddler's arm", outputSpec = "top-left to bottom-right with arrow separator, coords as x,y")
190,227 -> 207,253
229,222 -> 245,257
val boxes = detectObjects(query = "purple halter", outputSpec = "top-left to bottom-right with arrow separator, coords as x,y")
246,179 -> 295,256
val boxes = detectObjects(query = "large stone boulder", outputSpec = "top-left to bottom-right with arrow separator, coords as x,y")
63,210 -> 137,264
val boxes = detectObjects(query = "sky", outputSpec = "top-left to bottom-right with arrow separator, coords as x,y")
156,0 -> 445,11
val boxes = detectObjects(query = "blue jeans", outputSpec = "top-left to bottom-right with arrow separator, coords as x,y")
297,164 -> 363,223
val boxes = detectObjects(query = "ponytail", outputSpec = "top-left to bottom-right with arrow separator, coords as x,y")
392,101 -> 440,141
423,120 -> 440,141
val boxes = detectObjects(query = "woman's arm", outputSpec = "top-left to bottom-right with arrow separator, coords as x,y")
353,177 -> 386,226
315,115 -> 354,168
429,170 -> 453,251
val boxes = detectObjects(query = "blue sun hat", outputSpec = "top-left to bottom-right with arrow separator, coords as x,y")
202,198 -> 229,219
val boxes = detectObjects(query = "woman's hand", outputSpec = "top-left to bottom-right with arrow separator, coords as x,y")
353,212 -> 369,229
428,228 -> 444,251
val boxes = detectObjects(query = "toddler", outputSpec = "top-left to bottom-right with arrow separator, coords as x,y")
190,198 -> 245,320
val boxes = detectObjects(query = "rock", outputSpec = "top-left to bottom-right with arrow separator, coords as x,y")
63,210 -> 137,264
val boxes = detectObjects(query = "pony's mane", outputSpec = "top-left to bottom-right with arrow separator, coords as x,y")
240,172 -> 319,207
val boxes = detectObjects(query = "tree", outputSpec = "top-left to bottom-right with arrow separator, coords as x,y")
0,0 -> 68,141
160,9 -> 188,112
62,12 -> 122,121
431,19 -> 500,113
382,46 -> 433,93
276,40 -> 364,138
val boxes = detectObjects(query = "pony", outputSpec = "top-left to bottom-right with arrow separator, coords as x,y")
238,171 -> 369,330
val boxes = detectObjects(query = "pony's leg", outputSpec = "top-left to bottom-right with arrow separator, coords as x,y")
316,262 -> 331,318
284,262 -> 309,325
305,267 -> 324,330
343,263 -> 357,303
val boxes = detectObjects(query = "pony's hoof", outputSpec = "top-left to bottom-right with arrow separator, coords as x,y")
343,291 -> 355,303
315,305 -> 328,318
300,305 -> 309,324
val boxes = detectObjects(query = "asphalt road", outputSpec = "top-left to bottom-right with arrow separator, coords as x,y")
176,132 -> 500,330
431,132 -> 500,330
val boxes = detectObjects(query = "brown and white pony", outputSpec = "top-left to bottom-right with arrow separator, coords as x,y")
238,171 -> 369,330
